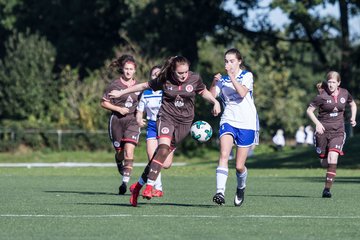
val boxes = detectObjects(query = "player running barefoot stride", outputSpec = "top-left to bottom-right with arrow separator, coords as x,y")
307,71 -> 357,198
109,56 -> 221,207
101,55 -> 141,195
210,48 -> 259,207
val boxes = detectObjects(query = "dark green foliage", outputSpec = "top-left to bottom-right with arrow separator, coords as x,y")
0,30 -> 56,120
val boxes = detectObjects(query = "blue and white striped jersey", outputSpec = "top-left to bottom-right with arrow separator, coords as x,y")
215,70 -> 259,131
137,89 -> 163,121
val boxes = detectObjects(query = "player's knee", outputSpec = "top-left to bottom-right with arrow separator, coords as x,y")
158,144 -> 170,155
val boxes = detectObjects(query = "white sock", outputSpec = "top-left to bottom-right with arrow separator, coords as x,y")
236,168 -> 247,189
154,172 -> 162,191
122,176 -> 130,183
216,167 -> 228,195
147,179 -> 155,186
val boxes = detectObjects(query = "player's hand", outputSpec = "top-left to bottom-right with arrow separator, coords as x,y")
118,107 -> 129,115
350,118 -> 357,127
109,90 -> 123,98
137,118 -> 146,127
213,73 -> 222,81
212,101 -> 221,117
225,66 -> 236,80
315,123 -> 325,134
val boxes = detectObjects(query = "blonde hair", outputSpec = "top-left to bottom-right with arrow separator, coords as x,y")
326,71 -> 341,83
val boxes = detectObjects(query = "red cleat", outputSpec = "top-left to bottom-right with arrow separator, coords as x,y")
129,182 -> 142,207
142,185 -> 153,200
129,182 -> 137,193
152,189 -> 164,197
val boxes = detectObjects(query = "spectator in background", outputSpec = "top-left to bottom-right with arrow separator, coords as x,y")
305,125 -> 314,146
295,126 -> 306,146
272,129 -> 285,151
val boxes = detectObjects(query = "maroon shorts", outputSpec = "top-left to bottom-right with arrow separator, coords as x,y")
109,114 -> 140,150
315,131 -> 346,158
157,115 -> 192,148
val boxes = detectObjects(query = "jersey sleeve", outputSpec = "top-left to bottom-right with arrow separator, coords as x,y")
240,72 -> 254,91
347,90 -> 354,103
102,81 -> 116,102
137,93 -> 145,111
194,74 -> 206,94
309,95 -> 322,108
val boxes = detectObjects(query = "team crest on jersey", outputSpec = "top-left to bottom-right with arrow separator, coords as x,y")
174,95 -> 184,107
316,147 -> 322,154
185,85 -> 194,93
340,97 -> 346,104
161,127 -> 170,134
125,96 -> 133,108
114,141 -> 120,148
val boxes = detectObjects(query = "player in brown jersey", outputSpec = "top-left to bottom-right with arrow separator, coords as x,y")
101,55 -> 141,195
307,71 -> 357,198
109,56 -> 221,206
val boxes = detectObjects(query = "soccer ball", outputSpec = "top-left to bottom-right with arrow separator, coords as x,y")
190,120 -> 213,143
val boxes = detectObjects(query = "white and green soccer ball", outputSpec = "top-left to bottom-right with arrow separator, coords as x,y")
190,120 -> 213,143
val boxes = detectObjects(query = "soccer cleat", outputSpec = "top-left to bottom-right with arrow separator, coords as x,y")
152,189 -> 164,197
142,184 -> 153,200
118,182 -> 127,195
129,182 -> 137,193
322,188 -> 332,198
213,192 -> 225,205
234,188 -> 245,207
129,182 -> 143,207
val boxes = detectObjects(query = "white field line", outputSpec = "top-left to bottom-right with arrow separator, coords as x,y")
0,162 -> 186,168
0,214 -> 359,219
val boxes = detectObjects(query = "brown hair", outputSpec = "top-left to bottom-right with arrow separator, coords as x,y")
149,65 -> 162,79
157,56 -> 190,83
326,71 -> 341,83
225,48 -> 245,70
109,54 -> 136,74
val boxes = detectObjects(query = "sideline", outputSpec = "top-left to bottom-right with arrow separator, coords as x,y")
0,162 -> 187,168
1,213 -> 359,219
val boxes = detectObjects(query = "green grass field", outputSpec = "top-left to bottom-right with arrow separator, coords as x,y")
1,135 -> 360,239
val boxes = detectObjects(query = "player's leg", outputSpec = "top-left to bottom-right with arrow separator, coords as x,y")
322,132 -> 344,198
213,130 -> 233,205
118,142 -> 136,194
233,128 -> 257,207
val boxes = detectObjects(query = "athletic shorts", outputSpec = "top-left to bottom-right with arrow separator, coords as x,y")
109,114 -> 140,150
146,120 -> 157,140
219,123 -> 258,147
315,131 -> 345,158
157,115 -> 192,148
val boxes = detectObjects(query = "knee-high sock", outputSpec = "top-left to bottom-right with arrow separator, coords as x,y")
236,168 -> 247,189
147,144 -> 170,184
122,159 -> 133,183
325,164 -> 337,189
115,150 -> 124,175
154,172 -> 162,190
216,167 -> 228,195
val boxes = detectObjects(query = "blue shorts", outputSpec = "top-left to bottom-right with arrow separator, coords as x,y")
219,123 -> 258,147
146,120 -> 157,140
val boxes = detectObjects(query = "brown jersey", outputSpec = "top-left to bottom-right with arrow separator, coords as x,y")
148,71 -> 206,124
102,78 -> 141,118
309,87 -> 353,132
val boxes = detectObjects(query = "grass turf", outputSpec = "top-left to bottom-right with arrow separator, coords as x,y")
1,166 -> 360,240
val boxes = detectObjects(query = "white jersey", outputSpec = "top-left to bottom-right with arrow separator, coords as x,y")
137,89 -> 162,121
215,70 -> 259,130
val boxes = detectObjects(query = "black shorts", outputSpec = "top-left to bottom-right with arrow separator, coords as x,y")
109,114 -> 140,150
157,115 -> 192,148
315,131 -> 345,158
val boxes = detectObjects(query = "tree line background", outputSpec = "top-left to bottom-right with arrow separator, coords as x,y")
0,0 -> 359,151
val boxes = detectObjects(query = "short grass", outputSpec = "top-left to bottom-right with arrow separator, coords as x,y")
1,135 -> 360,239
